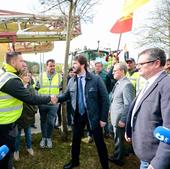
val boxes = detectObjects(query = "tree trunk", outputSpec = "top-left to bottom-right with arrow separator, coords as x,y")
60,0 -> 73,141
168,24 -> 170,58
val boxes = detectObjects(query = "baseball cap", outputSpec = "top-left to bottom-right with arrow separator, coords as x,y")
125,58 -> 135,63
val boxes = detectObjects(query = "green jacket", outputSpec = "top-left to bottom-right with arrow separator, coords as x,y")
93,70 -> 113,93
16,84 -> 38,129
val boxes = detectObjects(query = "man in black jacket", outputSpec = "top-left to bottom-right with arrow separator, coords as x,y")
0,52 -> 56,169
57,55 -> 110,169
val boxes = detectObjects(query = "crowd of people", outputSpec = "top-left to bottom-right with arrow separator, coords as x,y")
0,47 -> 170,169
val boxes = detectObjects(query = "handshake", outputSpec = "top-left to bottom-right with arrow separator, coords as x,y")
50,95 -> 59,104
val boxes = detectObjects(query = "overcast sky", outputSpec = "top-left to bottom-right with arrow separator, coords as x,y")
0,0 -> 154,63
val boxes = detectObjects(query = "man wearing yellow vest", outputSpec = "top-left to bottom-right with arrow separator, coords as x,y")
126,57 -> 146,95
37,59 -> 62,149
0,52 -> 56,169
125,58 -> 139,90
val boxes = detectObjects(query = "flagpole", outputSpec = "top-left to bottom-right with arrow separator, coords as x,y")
117,33 -> 122,50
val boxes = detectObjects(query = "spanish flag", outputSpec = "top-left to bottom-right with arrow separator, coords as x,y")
110,13 -> 133,33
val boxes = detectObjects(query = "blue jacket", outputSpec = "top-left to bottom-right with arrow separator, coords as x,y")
58,71 -> 110,129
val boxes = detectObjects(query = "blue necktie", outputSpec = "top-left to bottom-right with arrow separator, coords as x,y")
78,76 -> 85,115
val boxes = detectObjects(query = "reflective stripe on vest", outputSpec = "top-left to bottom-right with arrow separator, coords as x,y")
38,72 -> 61,96
0,105 -> 23,112
0,94 -> 13,99
0,71 -> 19,89
0,70 -> 23,124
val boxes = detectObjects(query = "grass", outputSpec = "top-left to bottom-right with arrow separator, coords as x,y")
14,130 -> 139,169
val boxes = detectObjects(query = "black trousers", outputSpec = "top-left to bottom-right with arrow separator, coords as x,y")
71,113 -> 109,169
0,123 -> 17,169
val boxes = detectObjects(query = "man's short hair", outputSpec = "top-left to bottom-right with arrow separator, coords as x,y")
115,62 -> 128,75
74,55 -> 88,70
6,51 -> 22,64
46,59 -> 55,65
139,48 -> 166,67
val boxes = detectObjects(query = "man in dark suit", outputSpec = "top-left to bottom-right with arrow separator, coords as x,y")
109,62 -> 135,166
125,48 -> 170,169
57,55 -> 110,169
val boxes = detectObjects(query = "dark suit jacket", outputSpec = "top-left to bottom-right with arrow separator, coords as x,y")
58,71 -> 110,130
126,71 -> 170,169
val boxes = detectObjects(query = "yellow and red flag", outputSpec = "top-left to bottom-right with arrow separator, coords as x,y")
110,13 -> 133,33
110,0 -> 150,34
122,0 -> 149,17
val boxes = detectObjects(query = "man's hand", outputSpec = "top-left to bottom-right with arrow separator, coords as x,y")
125,132 -> 132,142
147,165 -> 154,169
100,121 -> 106,128
50,95 -> 58,104
118,120 -> 125,128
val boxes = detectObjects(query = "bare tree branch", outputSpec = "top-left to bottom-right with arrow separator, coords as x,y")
56,0 -> 67,15
41,0 -> 68,13
40,0 -> 100,23
132,0 -> 170,57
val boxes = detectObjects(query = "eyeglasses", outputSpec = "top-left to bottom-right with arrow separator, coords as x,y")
137,59 -> 158,67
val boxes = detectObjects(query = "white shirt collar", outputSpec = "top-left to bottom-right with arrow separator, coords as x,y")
147,70 -> 164,85
77,72 -> 86,78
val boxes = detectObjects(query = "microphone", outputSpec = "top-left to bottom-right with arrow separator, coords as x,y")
0,145 -> 9,160
154,126 -> 170,144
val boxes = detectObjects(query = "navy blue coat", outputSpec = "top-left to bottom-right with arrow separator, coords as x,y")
58,71 -> 110,129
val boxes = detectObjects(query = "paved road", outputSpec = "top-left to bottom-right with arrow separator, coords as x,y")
31,112 -> 41,134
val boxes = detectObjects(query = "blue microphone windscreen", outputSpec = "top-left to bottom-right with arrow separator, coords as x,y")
0,145 -> 9,160
154,126 -> 170,144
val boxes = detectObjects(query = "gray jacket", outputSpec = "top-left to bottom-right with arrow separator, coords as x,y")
110,77 -> 135,127
58,71 -> 110,129
126,71 -> 170,169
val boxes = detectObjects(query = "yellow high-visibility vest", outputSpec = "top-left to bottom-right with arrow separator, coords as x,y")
126,71 -> 139,90
0,69 -> 23,124
38,72 -> 61,96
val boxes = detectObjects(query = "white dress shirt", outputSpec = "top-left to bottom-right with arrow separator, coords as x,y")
131,71 -> 164,126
